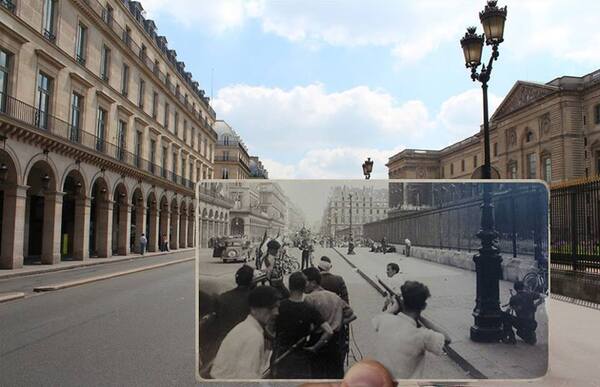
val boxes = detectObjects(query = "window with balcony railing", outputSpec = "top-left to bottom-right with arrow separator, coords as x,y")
36,72 -> 52,130
69,92 -> 82,143
96,107 -> 107,152
0,49 -> 10,113
100,45 -> 111,81
121,64 -> 129,96
42,0 -> 57,42
75,23 -> 87,65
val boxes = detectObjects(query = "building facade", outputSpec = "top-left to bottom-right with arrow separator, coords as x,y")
213,120 -> 251,180
249,156 -> 268,179
387,69 -> 600,185
322,186 -> 388,240
0,0 -> 225,269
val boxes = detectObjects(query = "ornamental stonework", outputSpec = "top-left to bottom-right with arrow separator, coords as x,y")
539,113 -> 551,136
495,85 -> 554,118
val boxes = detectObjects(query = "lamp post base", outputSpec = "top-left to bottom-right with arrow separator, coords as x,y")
470,324 -> 504,342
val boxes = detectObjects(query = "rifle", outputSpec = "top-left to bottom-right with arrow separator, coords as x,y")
376,276 -> 404,312
376,276 -> 452,344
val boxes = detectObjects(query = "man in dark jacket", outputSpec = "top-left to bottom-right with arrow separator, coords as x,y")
317,256 -> 349,303
214,265 -> 255,348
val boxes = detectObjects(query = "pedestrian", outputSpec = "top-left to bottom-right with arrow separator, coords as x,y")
162,234 -> 170,252
300,239 -> 312,270
210,286 -> 280,379
139,233 -> 147,255
371,280 -> 450,379
381,237 -> 387,254
303,267 -> 356,379
213,265 -> 255,352
263,239 -> 290,299
404,238 -> 411,257
501,280 -> 544,345
272,272 -> 333,379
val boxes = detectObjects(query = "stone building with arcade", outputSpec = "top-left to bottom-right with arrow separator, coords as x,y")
0,0 -> 232,269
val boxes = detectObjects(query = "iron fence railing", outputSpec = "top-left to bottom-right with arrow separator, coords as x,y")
550,178 -> 600,274
0,92 -> 189,189
363,183 -> 548,259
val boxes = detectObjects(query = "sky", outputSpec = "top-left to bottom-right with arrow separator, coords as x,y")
141,0 -> 600,179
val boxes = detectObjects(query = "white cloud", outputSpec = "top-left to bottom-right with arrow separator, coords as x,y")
213,83 -> 503,179
437,88 -> 502,144
143,0 -> 600,66
262,147 -> 401,179
212,83 -> 434,157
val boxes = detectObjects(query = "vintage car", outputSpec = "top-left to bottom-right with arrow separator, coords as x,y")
220,237 -> 254,263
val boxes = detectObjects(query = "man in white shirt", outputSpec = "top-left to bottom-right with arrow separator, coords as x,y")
371,281 -> 450,379
381,263 -> 403,312
210,286 -> 280,380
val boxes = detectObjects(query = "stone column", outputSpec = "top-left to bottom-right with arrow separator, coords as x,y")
41,191 -> 64,264
170,206 -> 179,250
73,196 -> 91,260
132,203 -> 145,253
201,219 -> 207,248
148,205 -> 159,252
0,185 -> 28,269
118,202 -> 131,255
96,199 -> 114,258
160,207 -> 170,250
179,212 -> 187,248
187,215 -> 194,247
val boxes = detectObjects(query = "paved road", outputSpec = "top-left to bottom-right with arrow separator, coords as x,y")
0,249 -> 194,296
311,247 -> 470,379
3,247 -> 598,386
0,259 -> 200,386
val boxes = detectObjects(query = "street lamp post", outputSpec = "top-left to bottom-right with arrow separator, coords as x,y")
348,193 -> 355,255
460,0 -> 507,343
362,158 -> 374,180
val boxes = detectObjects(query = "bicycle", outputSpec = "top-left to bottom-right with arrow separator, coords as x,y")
522,263 -> 548,295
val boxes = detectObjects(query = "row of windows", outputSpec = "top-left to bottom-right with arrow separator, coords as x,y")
39,0 -> 211,155
0,46 -> 211,181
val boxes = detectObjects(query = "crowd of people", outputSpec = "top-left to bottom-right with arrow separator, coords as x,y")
199,238 -> 544,381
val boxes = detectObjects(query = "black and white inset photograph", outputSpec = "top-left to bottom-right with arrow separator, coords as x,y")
196,180 -> 549,382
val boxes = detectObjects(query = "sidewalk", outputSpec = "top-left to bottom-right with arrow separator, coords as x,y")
0,247 -> 196,280
333,247 -> 548,380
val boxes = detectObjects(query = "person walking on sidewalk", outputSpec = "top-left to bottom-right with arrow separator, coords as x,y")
139,233 -> 147,255
501,280 -> 544,345
404,238 -> 411,257
371,280 -> 451,379
162,234 -> 169,252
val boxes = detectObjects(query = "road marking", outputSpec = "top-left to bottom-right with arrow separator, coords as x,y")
0,292 -> 26,303
33,257 -> 194,292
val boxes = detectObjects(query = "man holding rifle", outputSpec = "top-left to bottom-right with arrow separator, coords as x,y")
372,280 -> 451,379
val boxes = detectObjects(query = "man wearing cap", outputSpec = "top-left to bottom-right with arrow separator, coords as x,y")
211,286 -> 281,379
318,256 -> 349,304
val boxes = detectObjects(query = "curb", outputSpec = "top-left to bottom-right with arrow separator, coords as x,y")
0,292 -> 26,303
33,257 -> 194,292
331,247 -> 488,380
0,248 -> 196,281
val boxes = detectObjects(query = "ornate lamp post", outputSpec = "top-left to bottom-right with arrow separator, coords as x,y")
460,0 -> 507,342
362,157 -> 373,180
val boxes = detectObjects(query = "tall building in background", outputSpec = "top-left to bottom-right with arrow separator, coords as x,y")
249,156 -> 268,179
322,186 -> 388,240
388,69 -> 600,184
213,120 -> 251,180
0,0 -> 234,269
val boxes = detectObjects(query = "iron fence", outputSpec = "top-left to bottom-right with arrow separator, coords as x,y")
551,178 -> 600,274
363,183 -> 548,259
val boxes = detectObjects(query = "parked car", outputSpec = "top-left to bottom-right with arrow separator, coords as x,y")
221,237 -> 254,263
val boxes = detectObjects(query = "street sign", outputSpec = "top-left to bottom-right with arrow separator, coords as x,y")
471,165 -> 501,179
